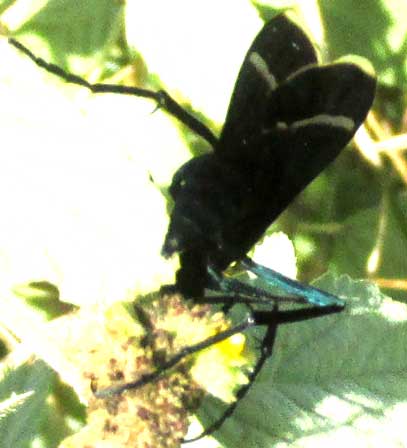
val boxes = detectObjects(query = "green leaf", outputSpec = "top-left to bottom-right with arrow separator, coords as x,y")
0,391 -> 34,419
194,275 -> 407,447
0,361 -> 55,448
332,193 -> 407,302
11,0 -> 124,73
319,0 -> 407,90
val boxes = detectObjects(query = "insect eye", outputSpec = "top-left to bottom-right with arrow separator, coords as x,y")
169,176 -> 186,198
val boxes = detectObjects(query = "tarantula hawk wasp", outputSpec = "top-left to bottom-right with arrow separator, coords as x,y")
9,13 -> 376,442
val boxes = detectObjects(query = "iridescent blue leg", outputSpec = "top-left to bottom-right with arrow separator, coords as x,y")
241,257 -> 344,307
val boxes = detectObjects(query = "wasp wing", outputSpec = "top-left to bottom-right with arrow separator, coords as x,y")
218,14 -> 317,157
217,61 -> 376,265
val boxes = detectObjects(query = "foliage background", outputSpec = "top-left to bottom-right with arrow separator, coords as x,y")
0,0 -> 406,447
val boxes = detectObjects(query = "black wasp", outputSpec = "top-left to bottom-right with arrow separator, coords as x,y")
9,13 -> 376,442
